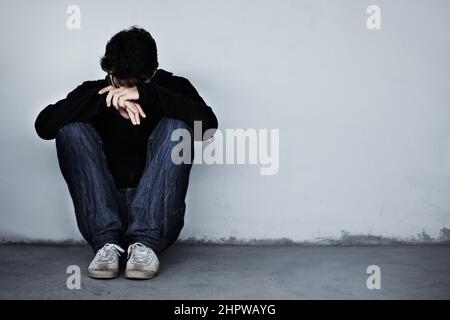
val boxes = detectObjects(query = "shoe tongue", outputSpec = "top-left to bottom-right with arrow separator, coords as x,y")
131,243 -> 147,252
134,242 -> 146,247
98,244 -> 123,259
105,243 -> 124,252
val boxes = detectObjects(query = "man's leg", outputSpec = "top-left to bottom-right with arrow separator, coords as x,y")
56,122 -> 125,252
125,117 -> 194,255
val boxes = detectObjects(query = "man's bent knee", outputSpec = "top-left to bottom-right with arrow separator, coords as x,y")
56,122 -> 98,145
156,117 -> 192,136
154,118 -> 194,164
57,122 -> 89,139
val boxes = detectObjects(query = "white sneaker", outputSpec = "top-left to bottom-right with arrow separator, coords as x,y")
125,243 -> 159,279
88,243 -> 124,279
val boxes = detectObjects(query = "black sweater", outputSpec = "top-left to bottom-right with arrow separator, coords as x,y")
35,69 -> 218,188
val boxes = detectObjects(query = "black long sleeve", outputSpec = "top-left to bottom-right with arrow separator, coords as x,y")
35,79 -> 107,140
137,77 -> 218,140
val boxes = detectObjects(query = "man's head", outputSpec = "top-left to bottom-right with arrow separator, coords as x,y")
100,26 -> 158,87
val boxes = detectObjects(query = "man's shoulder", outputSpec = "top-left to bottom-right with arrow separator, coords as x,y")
81,78 -> 108,88
64,79 -> 107,98
71,78 -> 107,92
154,69 -> 195,92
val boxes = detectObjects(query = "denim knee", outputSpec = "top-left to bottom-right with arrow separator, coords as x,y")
148,118 -> 194,163
56,122 -> 101,148
154,117 -> 192,137
56,122 -> 90,142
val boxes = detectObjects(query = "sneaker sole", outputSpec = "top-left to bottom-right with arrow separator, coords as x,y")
125,269 -> 157,279
88,269 -> 119,279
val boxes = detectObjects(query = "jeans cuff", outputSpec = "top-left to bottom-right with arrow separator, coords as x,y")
92,233 -> 122,252
127,236 -> 160,255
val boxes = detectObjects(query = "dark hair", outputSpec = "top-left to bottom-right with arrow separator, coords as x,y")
100,26 -> 158,86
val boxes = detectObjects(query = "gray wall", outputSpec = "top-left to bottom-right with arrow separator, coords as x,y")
1,0 -> 449,243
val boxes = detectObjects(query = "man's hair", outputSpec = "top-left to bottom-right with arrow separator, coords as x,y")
100,26 -> 158,86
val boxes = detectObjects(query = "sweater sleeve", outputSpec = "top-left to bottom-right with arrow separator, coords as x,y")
136,77 -> 218,140
35,80 -> 107,140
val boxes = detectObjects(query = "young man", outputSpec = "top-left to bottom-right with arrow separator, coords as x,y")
35,27 -> 218,280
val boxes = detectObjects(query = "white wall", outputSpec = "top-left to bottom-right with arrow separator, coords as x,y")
1,0 -> 449,243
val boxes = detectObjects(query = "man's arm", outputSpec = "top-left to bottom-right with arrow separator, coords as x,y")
136,77 -> 218,140
35,80 -> 107,140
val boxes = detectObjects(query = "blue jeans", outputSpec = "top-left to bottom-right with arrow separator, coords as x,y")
55,118 -> 193,254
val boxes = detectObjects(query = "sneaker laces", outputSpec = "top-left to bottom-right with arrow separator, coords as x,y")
96,243 -> 125,261
128,243 -> 154,264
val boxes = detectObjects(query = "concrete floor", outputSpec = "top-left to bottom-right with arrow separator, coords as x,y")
0,244 -> 449,299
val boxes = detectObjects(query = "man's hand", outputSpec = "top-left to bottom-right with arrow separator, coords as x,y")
118,101 -> 144,124
98,86 -> 146,125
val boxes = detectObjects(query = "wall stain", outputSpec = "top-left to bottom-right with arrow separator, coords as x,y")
1,228 -> 450,246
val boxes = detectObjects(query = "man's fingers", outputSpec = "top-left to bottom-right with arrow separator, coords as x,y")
105,89 -> 115,107
126,107 -> 138,125
125,102 -> 140,125
118,93 -> 134,108
124,101 -> 145,119
125,107 -> 135,124
118,94 -> 146,118
106,88 -> 123,107
112,88 -> 126,108
130,102 -> 145,122
123,101 -> 138,114
135,103 -> 146,118
102,86 -> 144,125
124,101 -> 138,124
98,86 -> 114,95
118,95 -> 127,108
